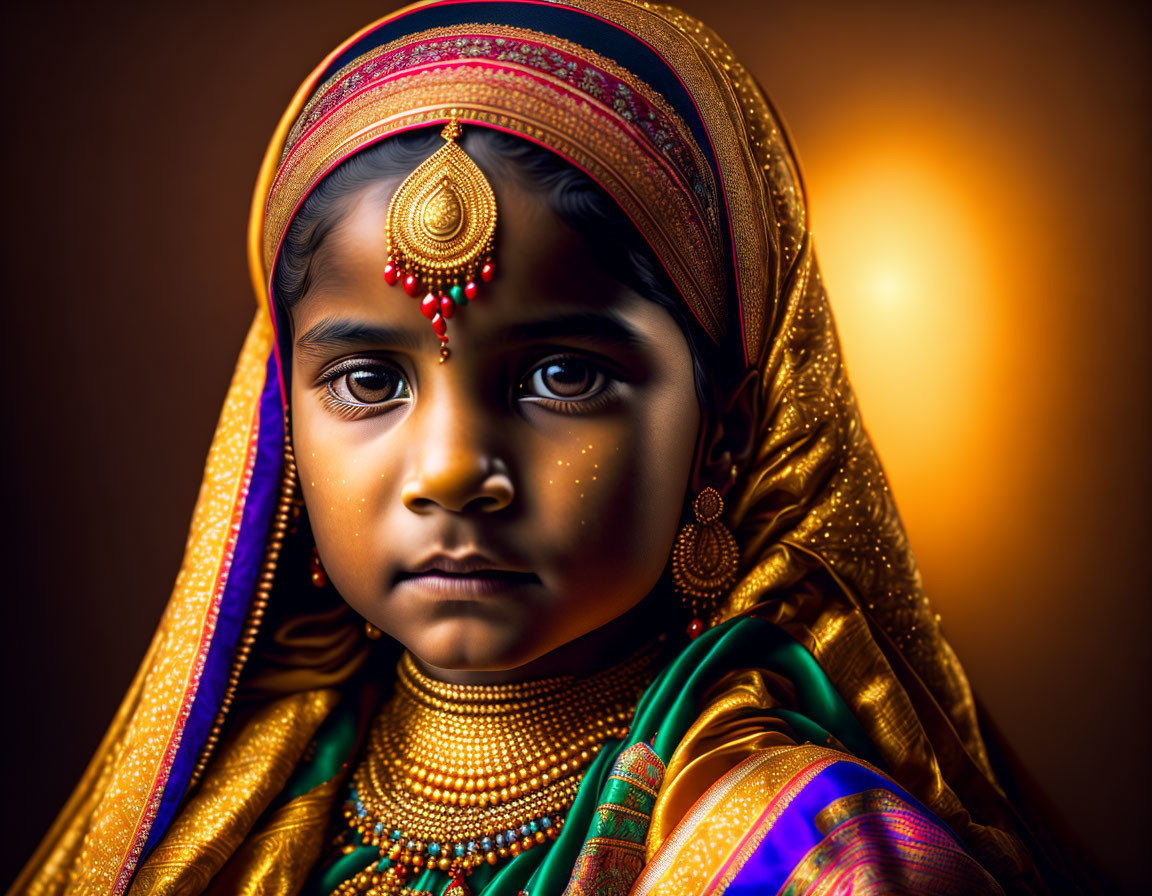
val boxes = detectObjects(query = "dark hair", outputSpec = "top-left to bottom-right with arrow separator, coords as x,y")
272,128 -> 718,411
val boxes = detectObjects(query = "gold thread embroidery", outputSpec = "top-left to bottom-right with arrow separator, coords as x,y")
68,309 -> 276,896
632,746 -> 839,896
265,67 -> 724,341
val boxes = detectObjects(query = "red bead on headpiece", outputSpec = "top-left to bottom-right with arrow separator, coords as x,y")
383,118 -> 497,359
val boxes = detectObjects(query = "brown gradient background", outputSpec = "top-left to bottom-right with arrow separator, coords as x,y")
1,0 -> 1147,891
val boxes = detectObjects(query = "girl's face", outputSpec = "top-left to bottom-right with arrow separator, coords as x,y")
289,172 -> 701,674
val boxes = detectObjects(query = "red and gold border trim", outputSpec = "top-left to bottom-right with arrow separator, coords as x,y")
262,24 -> 726,342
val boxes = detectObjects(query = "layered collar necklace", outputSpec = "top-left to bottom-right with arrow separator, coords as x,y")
335,643 -> 662,894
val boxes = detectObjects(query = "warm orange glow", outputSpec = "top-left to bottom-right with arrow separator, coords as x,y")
806,113 -> 1018,551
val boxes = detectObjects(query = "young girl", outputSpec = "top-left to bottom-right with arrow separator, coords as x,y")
14,1 -> 1067,894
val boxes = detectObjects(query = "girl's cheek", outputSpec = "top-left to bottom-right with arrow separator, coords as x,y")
299,449 -> 397,603
312,463 -> 385,520
296,418 -> 387,542
540,440 -> 604,522
538,433 -> 640,551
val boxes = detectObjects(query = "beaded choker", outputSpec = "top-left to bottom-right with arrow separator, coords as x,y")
338,645 -> 660,893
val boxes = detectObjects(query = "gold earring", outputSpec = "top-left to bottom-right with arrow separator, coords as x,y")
309,546 -> 328,588
671,487 -> 739,638
364,622 -> 383,640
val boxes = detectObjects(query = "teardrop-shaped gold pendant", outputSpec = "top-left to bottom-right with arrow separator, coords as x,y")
384,119 -> 497,348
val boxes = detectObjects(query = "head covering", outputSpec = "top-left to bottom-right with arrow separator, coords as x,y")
13,3 -> 1046,894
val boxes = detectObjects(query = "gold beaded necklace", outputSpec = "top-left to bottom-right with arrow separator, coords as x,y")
339,643 -> 661,891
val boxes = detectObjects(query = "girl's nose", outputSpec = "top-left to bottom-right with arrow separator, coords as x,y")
401,457 -> 514,514
400,395 -> 514,514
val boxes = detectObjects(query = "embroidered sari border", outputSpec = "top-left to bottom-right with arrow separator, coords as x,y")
113,392 -> 262,893
770,789 -> 1003,894
285,23 -> 718,217
74,311 -> 277,896
634,749 -> 972,896
140,351 -> 287,858
631,746 -> 799,895
313,1 -> 722,181
719,759 -> 960,894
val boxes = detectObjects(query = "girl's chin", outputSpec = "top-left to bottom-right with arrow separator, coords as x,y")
400,617 -> 555,675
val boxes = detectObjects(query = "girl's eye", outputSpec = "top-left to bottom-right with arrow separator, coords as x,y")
520,357 -> 609,403
324,361 -> 411,407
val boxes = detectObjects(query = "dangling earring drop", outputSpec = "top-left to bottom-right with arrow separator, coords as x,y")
309,546 -> 328,588
364,622 -> 383,640
671,487 -> 739,638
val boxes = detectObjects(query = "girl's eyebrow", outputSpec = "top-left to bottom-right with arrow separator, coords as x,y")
503,311 -> 645,349
295,317 -> 423,359
294,311 -> 645,361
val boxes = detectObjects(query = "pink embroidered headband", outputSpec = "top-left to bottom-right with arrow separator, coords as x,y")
262,23 -> 727,349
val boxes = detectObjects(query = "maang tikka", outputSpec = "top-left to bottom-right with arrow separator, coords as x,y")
383,118 -> 497,361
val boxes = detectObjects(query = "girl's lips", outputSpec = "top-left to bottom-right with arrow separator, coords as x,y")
396,569 -> 541,598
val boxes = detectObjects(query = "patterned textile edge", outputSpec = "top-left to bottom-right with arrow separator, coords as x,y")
770,789 -> 1004,895
631,746 -> 832,896
561,742 -> 665,896
277,24 -> 721,239
69,309 -> 277,896
139,350 -> 286,857
9,624 -> 164,896
719,759 -> 989,894
261,27 -> 725,345
571,0 -> 793,364
634,747 -> 1001,896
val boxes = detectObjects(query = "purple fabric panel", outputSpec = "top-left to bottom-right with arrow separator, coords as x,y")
723,760 -> 960,894
139,352 -> 285,856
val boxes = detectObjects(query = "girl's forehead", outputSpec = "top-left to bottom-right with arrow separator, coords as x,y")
297,175 -> 628,321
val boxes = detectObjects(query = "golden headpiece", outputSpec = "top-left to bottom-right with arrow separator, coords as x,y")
382,118 -> 497,354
